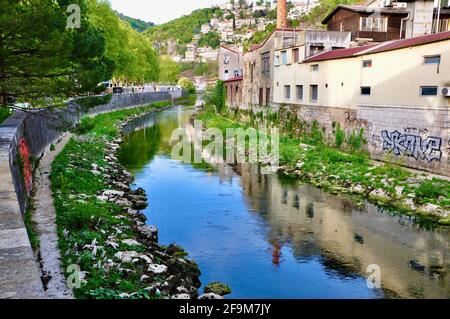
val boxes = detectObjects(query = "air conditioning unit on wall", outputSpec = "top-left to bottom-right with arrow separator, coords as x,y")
442,87 -> 450,97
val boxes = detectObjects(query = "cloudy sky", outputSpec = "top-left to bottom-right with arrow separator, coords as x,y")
109,0 -> 228,24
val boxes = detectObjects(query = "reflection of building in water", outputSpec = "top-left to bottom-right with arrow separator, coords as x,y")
232,163 -> 449,298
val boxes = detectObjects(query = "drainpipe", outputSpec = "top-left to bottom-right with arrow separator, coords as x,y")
400,13 -> 410,39
435,0 -> 442,33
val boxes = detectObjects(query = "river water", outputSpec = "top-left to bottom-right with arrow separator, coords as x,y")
118,106 -> 449,299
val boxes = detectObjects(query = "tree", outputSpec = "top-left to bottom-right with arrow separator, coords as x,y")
178,77 -> 196,94
0,0 -> 112,105
198,32 -> 221,49
159,56 -> 180,84
238,0 -> 247,9
87,0 -> 159,85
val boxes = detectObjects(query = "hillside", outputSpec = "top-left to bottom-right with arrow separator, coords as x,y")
299,0 -> 360,28
117,12 -> 155,32
143,7 -> 219,45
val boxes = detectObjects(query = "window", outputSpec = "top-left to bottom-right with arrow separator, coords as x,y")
361,86 -> 371,95
296,85 -> 303,100
310,85 -> 318,102
261,52 -> 270,76
420,86 -> 438,96
439,19 -> 450,32
292,48 -> 300,63
310,64 -> 319,71
360,17 -> 387,32
362,60 -> 372,68
424,55 -> 441,64
281,51 -> 287,65
310,45 -> 324,56
284,85 -> 291,100
224,55 -> 230,64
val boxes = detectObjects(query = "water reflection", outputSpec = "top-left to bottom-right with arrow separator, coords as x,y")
119,106 -> 449,299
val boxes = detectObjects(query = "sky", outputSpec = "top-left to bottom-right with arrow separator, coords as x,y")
109,0 -> 227,25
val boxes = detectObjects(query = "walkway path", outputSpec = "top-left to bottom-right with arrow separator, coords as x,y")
32,133 -> 73,299
0,130 -> 44,298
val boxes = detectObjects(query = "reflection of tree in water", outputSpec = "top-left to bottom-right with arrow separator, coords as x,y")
118,124 -> 162,174
118,109 -> 193,173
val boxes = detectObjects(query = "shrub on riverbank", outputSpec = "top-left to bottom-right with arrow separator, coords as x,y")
196,107 -> 450,225
0,107 -> 11,124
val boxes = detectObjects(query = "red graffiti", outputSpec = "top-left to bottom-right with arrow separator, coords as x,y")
19,138 -> 32,193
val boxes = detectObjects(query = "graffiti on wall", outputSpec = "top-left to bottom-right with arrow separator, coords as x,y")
381,130 -> 442,163
18,138 -> 33,193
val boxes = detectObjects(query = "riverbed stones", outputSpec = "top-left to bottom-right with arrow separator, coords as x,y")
204,282 -> 232,296
417,203 -> 443,216
199,293 -> 224,299
369,188 -> 390,201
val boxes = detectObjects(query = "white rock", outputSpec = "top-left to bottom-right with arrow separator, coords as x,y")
171,293 -> 191,299
403,198 -> 417,210
418,203 -> 443,215
96,195 -> 109,202
118,293 -> 130,298
369,189 -> 389,199
139,254 -> 153,264
122,239 -> 142,247
148,264 -> 168,274
114,251 -> 139,263
106,240 -> 119,249
199,293 -> 224,299
140,275 -> 149,281
351,184 -> 365,194
103,190 -> 124,197
395,186 -> 404,197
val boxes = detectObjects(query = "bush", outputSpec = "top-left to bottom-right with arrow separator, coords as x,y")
347,128 -> 366,151
0,107 -> 11,124
75,117 -> 96,135
205,80 -> 225,113
178,77 -> 196,94
333,122 -> 345,149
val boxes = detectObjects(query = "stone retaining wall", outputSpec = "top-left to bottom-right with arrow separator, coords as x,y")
0,91 -> 172,298
274,103 -> 449,176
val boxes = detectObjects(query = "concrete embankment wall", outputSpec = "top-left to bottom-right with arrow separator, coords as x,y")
0,91 -> 172,298
268,103 -> 450,177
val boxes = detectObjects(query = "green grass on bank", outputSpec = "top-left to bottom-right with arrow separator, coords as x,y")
196,107 -> 450,226
51,101 -> 172,299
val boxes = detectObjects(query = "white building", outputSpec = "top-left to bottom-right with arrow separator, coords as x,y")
201,23 -> 212,34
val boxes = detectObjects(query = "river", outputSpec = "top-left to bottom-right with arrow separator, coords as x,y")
118,105 -> 449,299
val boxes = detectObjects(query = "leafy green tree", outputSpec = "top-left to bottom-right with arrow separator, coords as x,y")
87,0 -> 159,85
159,56 -> 180,84
198,32 -> 221,49
145,8 -> 217,45
0,0 -> 112,105
178,77 -> 196,94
